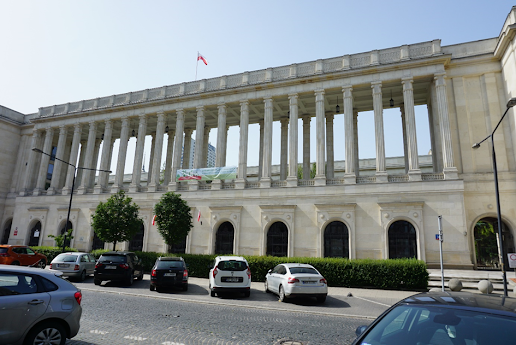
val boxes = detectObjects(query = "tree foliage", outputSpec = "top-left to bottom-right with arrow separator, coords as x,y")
47,228 -> 74,248
297,163 -> 317,179
91,191 -> 143,251
154,192 -> 193,246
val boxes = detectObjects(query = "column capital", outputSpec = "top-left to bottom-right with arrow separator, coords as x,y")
434,72 -> 447,86
73,122 -> 82,133
58,125 -> 66,134
239,100 -> 249,107
288,93 -> 298,100
371,81 -> 382,94
342,85 -> 353,93
401,76 -> 414,83
156,110 -> 165,117
217,103 -> 226,110
325,113 -> 334,120
184,128 -> 193,134
280,117 -> 289,125
176,108 -> 184,117
302,114 -> 311,123
157,112 -> 165,122
314,89 -> 325,95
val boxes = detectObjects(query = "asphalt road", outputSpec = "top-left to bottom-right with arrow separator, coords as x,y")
65,275 -> 416,345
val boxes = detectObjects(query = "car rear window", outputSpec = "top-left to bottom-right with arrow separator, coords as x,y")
289,267 -> 319,275
157,261 -> 183,269
54,254 -> 78,262
0,248 -> 7,254
217,260 -> 247,271
99,255 -> 127,264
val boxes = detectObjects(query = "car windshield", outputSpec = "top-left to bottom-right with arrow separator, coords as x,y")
54,254 -> 78,262
99,255 -> 126,263
358,304 -> 516,345
157,261 -> 183,269
217,260 -> 247,271
289,267 -> 319,275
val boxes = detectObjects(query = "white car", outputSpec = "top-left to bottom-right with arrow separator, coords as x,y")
209,256 -> 251,297
264,263 -> 328,303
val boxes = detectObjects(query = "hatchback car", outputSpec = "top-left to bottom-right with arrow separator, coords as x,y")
0,245 -> 47,268
150,256 -> 188,292
352,291 -> 516,345
209,256 -> 251,297
0,265 -> 82,345
264,263 -> 327,303
93,251 -> 144,286
50,252 -> 96,281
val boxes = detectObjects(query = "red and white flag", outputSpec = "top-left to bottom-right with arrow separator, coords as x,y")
152,215 -> 156,226
197,210 -> 201,222
197,53 -> 208,65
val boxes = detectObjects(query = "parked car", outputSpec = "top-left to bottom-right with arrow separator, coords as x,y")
0,265 -> 82,345
50,252 -> 96,281
93,251 -> 143,286
352,291 -> 516,345
0,245 -> 47,268
209,256 -> 251,297
264,263 -> 327,303
150,256 -> 188,292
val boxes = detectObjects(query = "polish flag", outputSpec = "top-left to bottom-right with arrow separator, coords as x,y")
197,53 -> 208,65
197,210 -> 201,222
152,215 -> 156,226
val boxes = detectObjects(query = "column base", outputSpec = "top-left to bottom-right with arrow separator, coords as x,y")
314,175 -> 326,186
211,180 -> 222,190
32,188 -> 43,196
286,176 -> 298,187
110,185 -> 123,194
443,167 -> 459,180
147,184 -> 158,192
61,187 -> 72,195
46,187 -> 56,196
128,185 -> 140,193
168,182 -> 178,191
408,170 -> 422,181
77,187 -> 88,195
19,190 -> 29,197
344,174 -> 356,184
375,171 -> 388,183
93,186 -> 104,194
188,180 -> 199,191
260,177 -> 271,188
235,179 -> 246,189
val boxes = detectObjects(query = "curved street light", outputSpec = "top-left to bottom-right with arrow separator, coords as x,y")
472,97 -> 516,297
32,148 -> 111,253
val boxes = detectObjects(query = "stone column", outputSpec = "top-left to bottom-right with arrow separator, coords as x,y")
302,115 -> 311,179
193,107 -> 205,169
112,116 -> 129,192
215,104 -> 227,167
47,125 -> 67,195
402,77 -> 421,181
325,113 -> 334,179
149,112 -> 166,192
236,100 -> 249,189
75,141 -> 86,189
435,73 -> 458,179
182,129 -> 193,169
88,139 -> 101,189
314,90 -> 326,185
343,86 -> 356,184
62,124 -> 82,195
400,105 -> 409,174
169,109 -> 185,190
202,126 -> 210,168
163,129 -> 175,185
34,127 -> 54,195
258,120 -> 264,179
77,121 -> 97,194
94,120 -> 113,194
372,81 -> 387,182
353,111 -> 360,176
287,94 -> 299,186
20,130 -> 40,196
280,118 -> 288,180
146,133 -> 155,183
260,97 -> 273,188
129,114 -> 147,192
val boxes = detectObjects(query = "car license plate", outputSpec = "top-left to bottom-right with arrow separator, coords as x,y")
57,264 -> 69,268
164,273 -> 176,277
106,265 -> 117,269
303,281 -> 316,284
224,277 -> 239,282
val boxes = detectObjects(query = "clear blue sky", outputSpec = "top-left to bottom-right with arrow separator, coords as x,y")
1,1 -> 512,171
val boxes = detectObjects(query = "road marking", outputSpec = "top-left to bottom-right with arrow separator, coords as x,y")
124,335 -> 148,341
89,329 -> 109,335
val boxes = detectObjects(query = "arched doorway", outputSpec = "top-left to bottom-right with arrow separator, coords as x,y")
168,237 -> 186,254
91,230 -> 105,250
266,222 -> 288,257
388,220 -> 417,259
2,219 -> 12,244
59,221 -> 73,248
215,222 -> 234,254
28,221 -> 42,247
474,217 -> 515,270
324,221 -> 349,258
129,224 -> 144,252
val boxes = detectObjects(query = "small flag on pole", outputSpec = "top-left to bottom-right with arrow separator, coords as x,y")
152,215 -> 156,226
197,53 -> 208,65
197,210 -> 201,222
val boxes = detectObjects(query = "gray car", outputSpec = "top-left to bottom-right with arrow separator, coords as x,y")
0,265 -> 82,345
50,252 -> 96,281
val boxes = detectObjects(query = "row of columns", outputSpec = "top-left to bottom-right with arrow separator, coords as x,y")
19,73 -> 457,196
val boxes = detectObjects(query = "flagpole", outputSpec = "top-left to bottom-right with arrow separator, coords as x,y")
195,51 -> 199,80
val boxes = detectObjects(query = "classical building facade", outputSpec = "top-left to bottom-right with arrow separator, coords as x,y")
1,7 -> 516,269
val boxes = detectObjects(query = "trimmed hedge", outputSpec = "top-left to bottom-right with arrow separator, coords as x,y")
39,247 -> 428,290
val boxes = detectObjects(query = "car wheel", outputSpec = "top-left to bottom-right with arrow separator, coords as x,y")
11,261 -> 20,265
25,321 -> 66,345
137,271 -> 143,281
316,295 -> 327,303
244,291 -> 250,298
182,284 -> 188,291
126,274 -> 134,286
150,284 -> 155,291
94,279 -> 101,285
279,285 -> 287,302
37,260 -> 46,269
79,270 -> 87,282
264,279 -> 271,293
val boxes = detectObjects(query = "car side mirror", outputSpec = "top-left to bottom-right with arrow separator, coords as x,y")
267,269 -> 272,274
355,325 -> 368,337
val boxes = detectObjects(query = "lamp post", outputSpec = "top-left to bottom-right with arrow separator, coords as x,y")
472,97 -> 516,297
32,148 -> 111,253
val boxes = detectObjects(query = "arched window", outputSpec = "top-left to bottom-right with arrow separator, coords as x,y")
266,222 -> 288,257
59,221 -> 73,248
28,221 -> 42,247
388,220 -> 417,259
91,230 -> 105,251
324,221 -> 349,258
2,219 -> 12,245
215,222 -> 234,254
168,237 -> 186,254
474,217 -> 514,270
129,224 -> 144,252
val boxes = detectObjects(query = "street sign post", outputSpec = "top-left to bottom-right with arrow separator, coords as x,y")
438,216 -> 444,291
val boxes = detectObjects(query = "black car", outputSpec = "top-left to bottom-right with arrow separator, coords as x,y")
94,251 -> 144,286
352,291 -> 516,345
150,256 -> 188,292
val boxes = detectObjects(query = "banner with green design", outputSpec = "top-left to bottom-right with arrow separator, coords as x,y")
176,166 -> 237,181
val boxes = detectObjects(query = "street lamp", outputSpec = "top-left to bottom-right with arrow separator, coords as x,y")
32,148 -> 111,253
472,97 -> 516,297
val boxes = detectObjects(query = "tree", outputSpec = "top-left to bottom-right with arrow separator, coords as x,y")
297,163 -> 317,179
91,190 -> 143,251
48,228 -> 74,249
154,192 -> 193,246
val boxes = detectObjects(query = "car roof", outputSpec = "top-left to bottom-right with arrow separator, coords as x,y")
399,291 -> 516,316
0,245 -> 29,248
101,251 -> 134,255
215,256 -> 247,261
0,265 -> 64,278
158,256 -> 183,261
57,252 -> 91,255
282,263 -> 315,268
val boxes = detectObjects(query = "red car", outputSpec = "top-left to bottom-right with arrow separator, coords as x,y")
0,245 -> 47,268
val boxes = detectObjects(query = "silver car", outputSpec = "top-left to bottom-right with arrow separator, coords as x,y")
0,265 -> 82,345
50,252 -> 96,281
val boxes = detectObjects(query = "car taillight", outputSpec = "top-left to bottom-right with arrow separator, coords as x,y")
151,269 -> 157,277
183,269 -> 188,279
0,253 -> 9,257
212,267 -> 218,278
320,278 -> 327,285
49,263 -> 53,269
95,263 -> 103,269
119,263 -> 129,269
74,291 -> 82,305
246,267 -> 251,279
74,265 -> 80,271
288,277 -> 300,284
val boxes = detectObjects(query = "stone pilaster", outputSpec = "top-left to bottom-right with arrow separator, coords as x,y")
47,125 -> 67,195
402,77 -> 421,181
372,81 -> 387,182
435,73 -> 458,179
287,93 -> 299,187
20,130 -> 40,196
